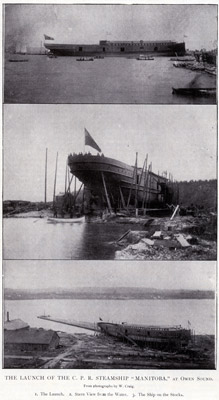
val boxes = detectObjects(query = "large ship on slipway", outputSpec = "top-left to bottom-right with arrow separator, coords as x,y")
38,315 -> 192,350
97,322 -> 192,349
67,129 -> 174,211
44,38 -> 185,57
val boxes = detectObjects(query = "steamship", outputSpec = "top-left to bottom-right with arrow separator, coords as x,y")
97,322 -> 192,348
44,39 -> 185,57
67,153 -> 172,210
38,315 -> 192,350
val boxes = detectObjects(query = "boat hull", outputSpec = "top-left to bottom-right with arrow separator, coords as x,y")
172,87 -> 216,97
68,154 -> 172,209
98,322 -> 191,349
45,41 -> 185,57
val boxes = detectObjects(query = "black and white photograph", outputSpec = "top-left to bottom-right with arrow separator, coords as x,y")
1,1 -> 218,399
3,260 -> 216,370
3,104 -> 217,261
4,4 -> 217,104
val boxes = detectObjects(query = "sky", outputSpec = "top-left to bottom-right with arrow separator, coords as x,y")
5,4 -> 217,51
3,260 -> 216,292
4,104 -> 216,202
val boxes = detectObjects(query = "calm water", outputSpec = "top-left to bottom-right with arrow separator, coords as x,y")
3,218 -> 139,259
4,55 -> 216,104
5,298 -> 215,336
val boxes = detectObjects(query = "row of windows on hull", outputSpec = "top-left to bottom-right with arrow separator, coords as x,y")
78,46 -> 160,52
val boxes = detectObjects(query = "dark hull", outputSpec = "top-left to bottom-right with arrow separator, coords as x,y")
172,87 -> 216,97
68,154 -> 171,208
98,322 -> 191,349
45,41 -> 185,57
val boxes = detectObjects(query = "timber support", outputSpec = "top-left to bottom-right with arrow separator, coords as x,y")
101,172 -> 112,214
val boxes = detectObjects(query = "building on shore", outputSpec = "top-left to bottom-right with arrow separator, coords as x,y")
4,328 -> 60,352
4,312 -> 60,352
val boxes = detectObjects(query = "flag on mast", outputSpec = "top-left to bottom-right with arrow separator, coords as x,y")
85,128 -> 101,152
44,34 -> 54,40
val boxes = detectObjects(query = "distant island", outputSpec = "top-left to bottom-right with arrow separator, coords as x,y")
5,287 -> 214,300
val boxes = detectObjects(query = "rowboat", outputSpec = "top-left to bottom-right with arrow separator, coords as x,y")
9,59 -> 29,62
47,216 -> 85,223
136,55 -> 154,60
76,57 -> 94,61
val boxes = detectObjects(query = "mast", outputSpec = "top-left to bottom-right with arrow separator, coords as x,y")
134,152 -> 138,210
53,152 -> 58,205
64,160 -> 68,194
44,148 -> 48,206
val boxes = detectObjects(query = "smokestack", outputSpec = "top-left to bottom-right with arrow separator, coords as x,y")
7,311 -> 10,322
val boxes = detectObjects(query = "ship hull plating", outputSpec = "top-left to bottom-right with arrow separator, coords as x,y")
68,154 -> 172,209
98,322 -> 191,349
45,40 -> 185,57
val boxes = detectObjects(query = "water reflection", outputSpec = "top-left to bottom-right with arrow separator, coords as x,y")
3,219 -> 138,260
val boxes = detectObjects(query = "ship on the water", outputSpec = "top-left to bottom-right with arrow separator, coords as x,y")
67,130 -> 174,213
44,39 -> 185,57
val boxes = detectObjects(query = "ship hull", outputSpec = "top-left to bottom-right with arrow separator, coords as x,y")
68,154 -> 171,209
98,322 -> 191,349
45,41 -> 185,57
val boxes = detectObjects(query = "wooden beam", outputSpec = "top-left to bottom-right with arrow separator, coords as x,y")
119,186 -> 126,210
134,152 -> 138,209
170,204 -> 179,220
101,172 -> 112,214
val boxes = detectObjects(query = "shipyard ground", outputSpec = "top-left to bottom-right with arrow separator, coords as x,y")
114,214 -> 216,261
4,331 -> 215,369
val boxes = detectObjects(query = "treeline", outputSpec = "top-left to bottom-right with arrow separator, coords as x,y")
5,288 -> 215,301
171,179 -> 217,209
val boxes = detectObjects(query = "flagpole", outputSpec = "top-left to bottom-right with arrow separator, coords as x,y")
53,152 -> 58,205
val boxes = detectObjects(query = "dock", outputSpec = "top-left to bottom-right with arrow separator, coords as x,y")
38,315 -> 99,332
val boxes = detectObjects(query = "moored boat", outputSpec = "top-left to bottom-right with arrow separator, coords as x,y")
136,55 -> 154,60
9,59 -> 29,62
47,216 -> 85,223
172,87 -> 216,97
76,57 -> 94,61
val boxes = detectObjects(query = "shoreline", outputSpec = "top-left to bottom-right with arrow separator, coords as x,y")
4,331 -> 215,370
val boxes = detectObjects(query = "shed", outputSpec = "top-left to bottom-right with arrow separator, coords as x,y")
4,328 -> 60,352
